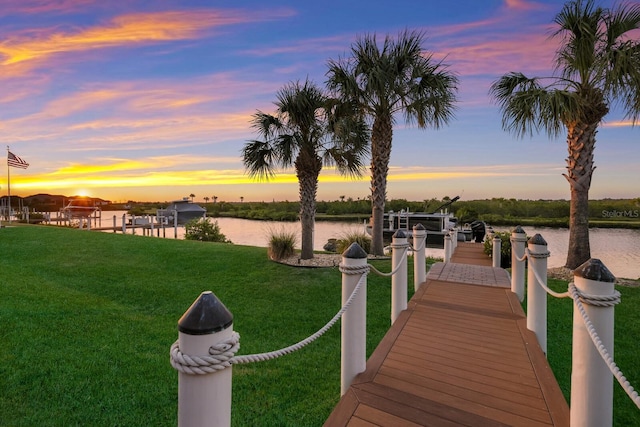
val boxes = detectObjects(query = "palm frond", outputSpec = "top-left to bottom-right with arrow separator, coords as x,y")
552,0 -> 602,82
241,139 -> 277,181
604,2 -> 640,49
250,111 -> 282,140
489,72 -> 575,138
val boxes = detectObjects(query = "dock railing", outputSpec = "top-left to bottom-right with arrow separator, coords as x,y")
169,225 -> 427,426
509,228 -> 640,427
169,224 -> 639,427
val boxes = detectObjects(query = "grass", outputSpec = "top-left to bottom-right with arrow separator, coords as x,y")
265,226 -> 297,260
0,225 -> 409,426
335,230 -> 371,254
1,225 -> 638,425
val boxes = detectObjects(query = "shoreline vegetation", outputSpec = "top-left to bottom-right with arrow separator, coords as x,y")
151,198 -> 640,229
0,226 -> 638,425
20,196 -> 638,229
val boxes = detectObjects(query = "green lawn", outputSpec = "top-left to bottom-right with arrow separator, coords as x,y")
0,225 -> 403,426
1,225 -> 638,425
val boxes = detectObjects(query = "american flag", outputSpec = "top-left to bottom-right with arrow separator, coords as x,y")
8,151 -> 29,169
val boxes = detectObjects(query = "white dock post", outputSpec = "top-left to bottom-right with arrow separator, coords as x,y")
174,209 -> 178,239
112,215 -> 117,233
121,214 -> 126,233
391,230 -> 409,324
570,259 -> 618,427
340,243 -> 368,395
527,234 -> 549,354
444,233 -> 452,263
450,228 -> 458,250
492,235 -> 501,268
174,291 -> 234,427
412,224 -> 426,290
510,226 -> 527,301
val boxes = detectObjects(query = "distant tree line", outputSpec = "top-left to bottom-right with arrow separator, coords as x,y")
182,197 -> 640,228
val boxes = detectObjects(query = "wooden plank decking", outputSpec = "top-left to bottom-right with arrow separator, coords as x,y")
325,242 -> 569,426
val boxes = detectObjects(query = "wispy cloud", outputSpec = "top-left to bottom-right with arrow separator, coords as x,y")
603,120 -> 638,128
12,161 -> 565,194
242,34 -> 350,57
0,8 -> 295,72
503,0 -> 548,12
0,72 -> 277,150
0,0 -> 96,16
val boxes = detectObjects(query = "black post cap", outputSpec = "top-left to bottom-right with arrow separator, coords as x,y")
528,233 -> 547,246
393,229 -> 407,239
511,225 -> 525,234
574,259 -> 616,283
342,242 -> 368,259
178,291 -> 233,335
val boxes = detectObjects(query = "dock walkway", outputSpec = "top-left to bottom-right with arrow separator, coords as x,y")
325,242 -> 569,426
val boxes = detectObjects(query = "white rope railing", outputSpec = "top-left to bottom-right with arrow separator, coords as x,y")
368,246 -> 409,277
170,334 -> 239,375
171,265 -> 369,374
526,248 -> 571,299
408,235 -> 426,253
569,284 -> 640,409
514,250 -> 528,263
518,243 -> 639,411
171,243 -> 415,375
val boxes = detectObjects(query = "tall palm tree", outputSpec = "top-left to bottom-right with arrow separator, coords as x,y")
242,79 -> 369,259
490,0 -> 640,269
327,30 -> 459,255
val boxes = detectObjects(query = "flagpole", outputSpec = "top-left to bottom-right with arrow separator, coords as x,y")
7,146 -> 11,224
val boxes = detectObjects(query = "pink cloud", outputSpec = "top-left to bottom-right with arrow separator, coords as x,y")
0,0 -> 96,15
0,8 -> 295,75
503,0 -> 548,12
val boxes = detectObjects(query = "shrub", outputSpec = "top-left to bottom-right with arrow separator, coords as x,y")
184,218 -> 231,243
266,227 -> 297,260
17,212 -> 46,224
483,231 -> 512,267
335,230 -> 371,254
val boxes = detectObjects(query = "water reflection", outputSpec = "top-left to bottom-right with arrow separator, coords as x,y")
94,212 -> 639,279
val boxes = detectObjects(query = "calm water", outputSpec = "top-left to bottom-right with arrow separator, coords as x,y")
92,212 -> 640,279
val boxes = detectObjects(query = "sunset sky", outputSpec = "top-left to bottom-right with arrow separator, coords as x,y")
1,0 -> 638,203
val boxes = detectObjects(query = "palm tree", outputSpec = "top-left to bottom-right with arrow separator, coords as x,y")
490,0 -> 640,269
204,196 -> 210,204
327,30 -> 459,255
242,79 -> 369,259
189,193 -> 195,203
213,196 -> 217,204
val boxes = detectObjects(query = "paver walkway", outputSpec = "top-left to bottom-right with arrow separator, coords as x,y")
325,242 -> 569,426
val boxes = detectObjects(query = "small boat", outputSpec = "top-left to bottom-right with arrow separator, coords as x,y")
62,197 -> 99,218
157,198 -> 206,225
365,196 -> 476,248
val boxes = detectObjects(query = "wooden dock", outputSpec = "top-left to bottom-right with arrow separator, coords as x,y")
325,242 -> 569,426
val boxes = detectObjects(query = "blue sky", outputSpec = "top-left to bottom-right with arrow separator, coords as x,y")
1,0 -> 638,203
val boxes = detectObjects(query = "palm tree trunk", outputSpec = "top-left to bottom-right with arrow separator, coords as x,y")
563,122 -> 597,269
370,114 -> 393,256
297,156 -> 321,260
